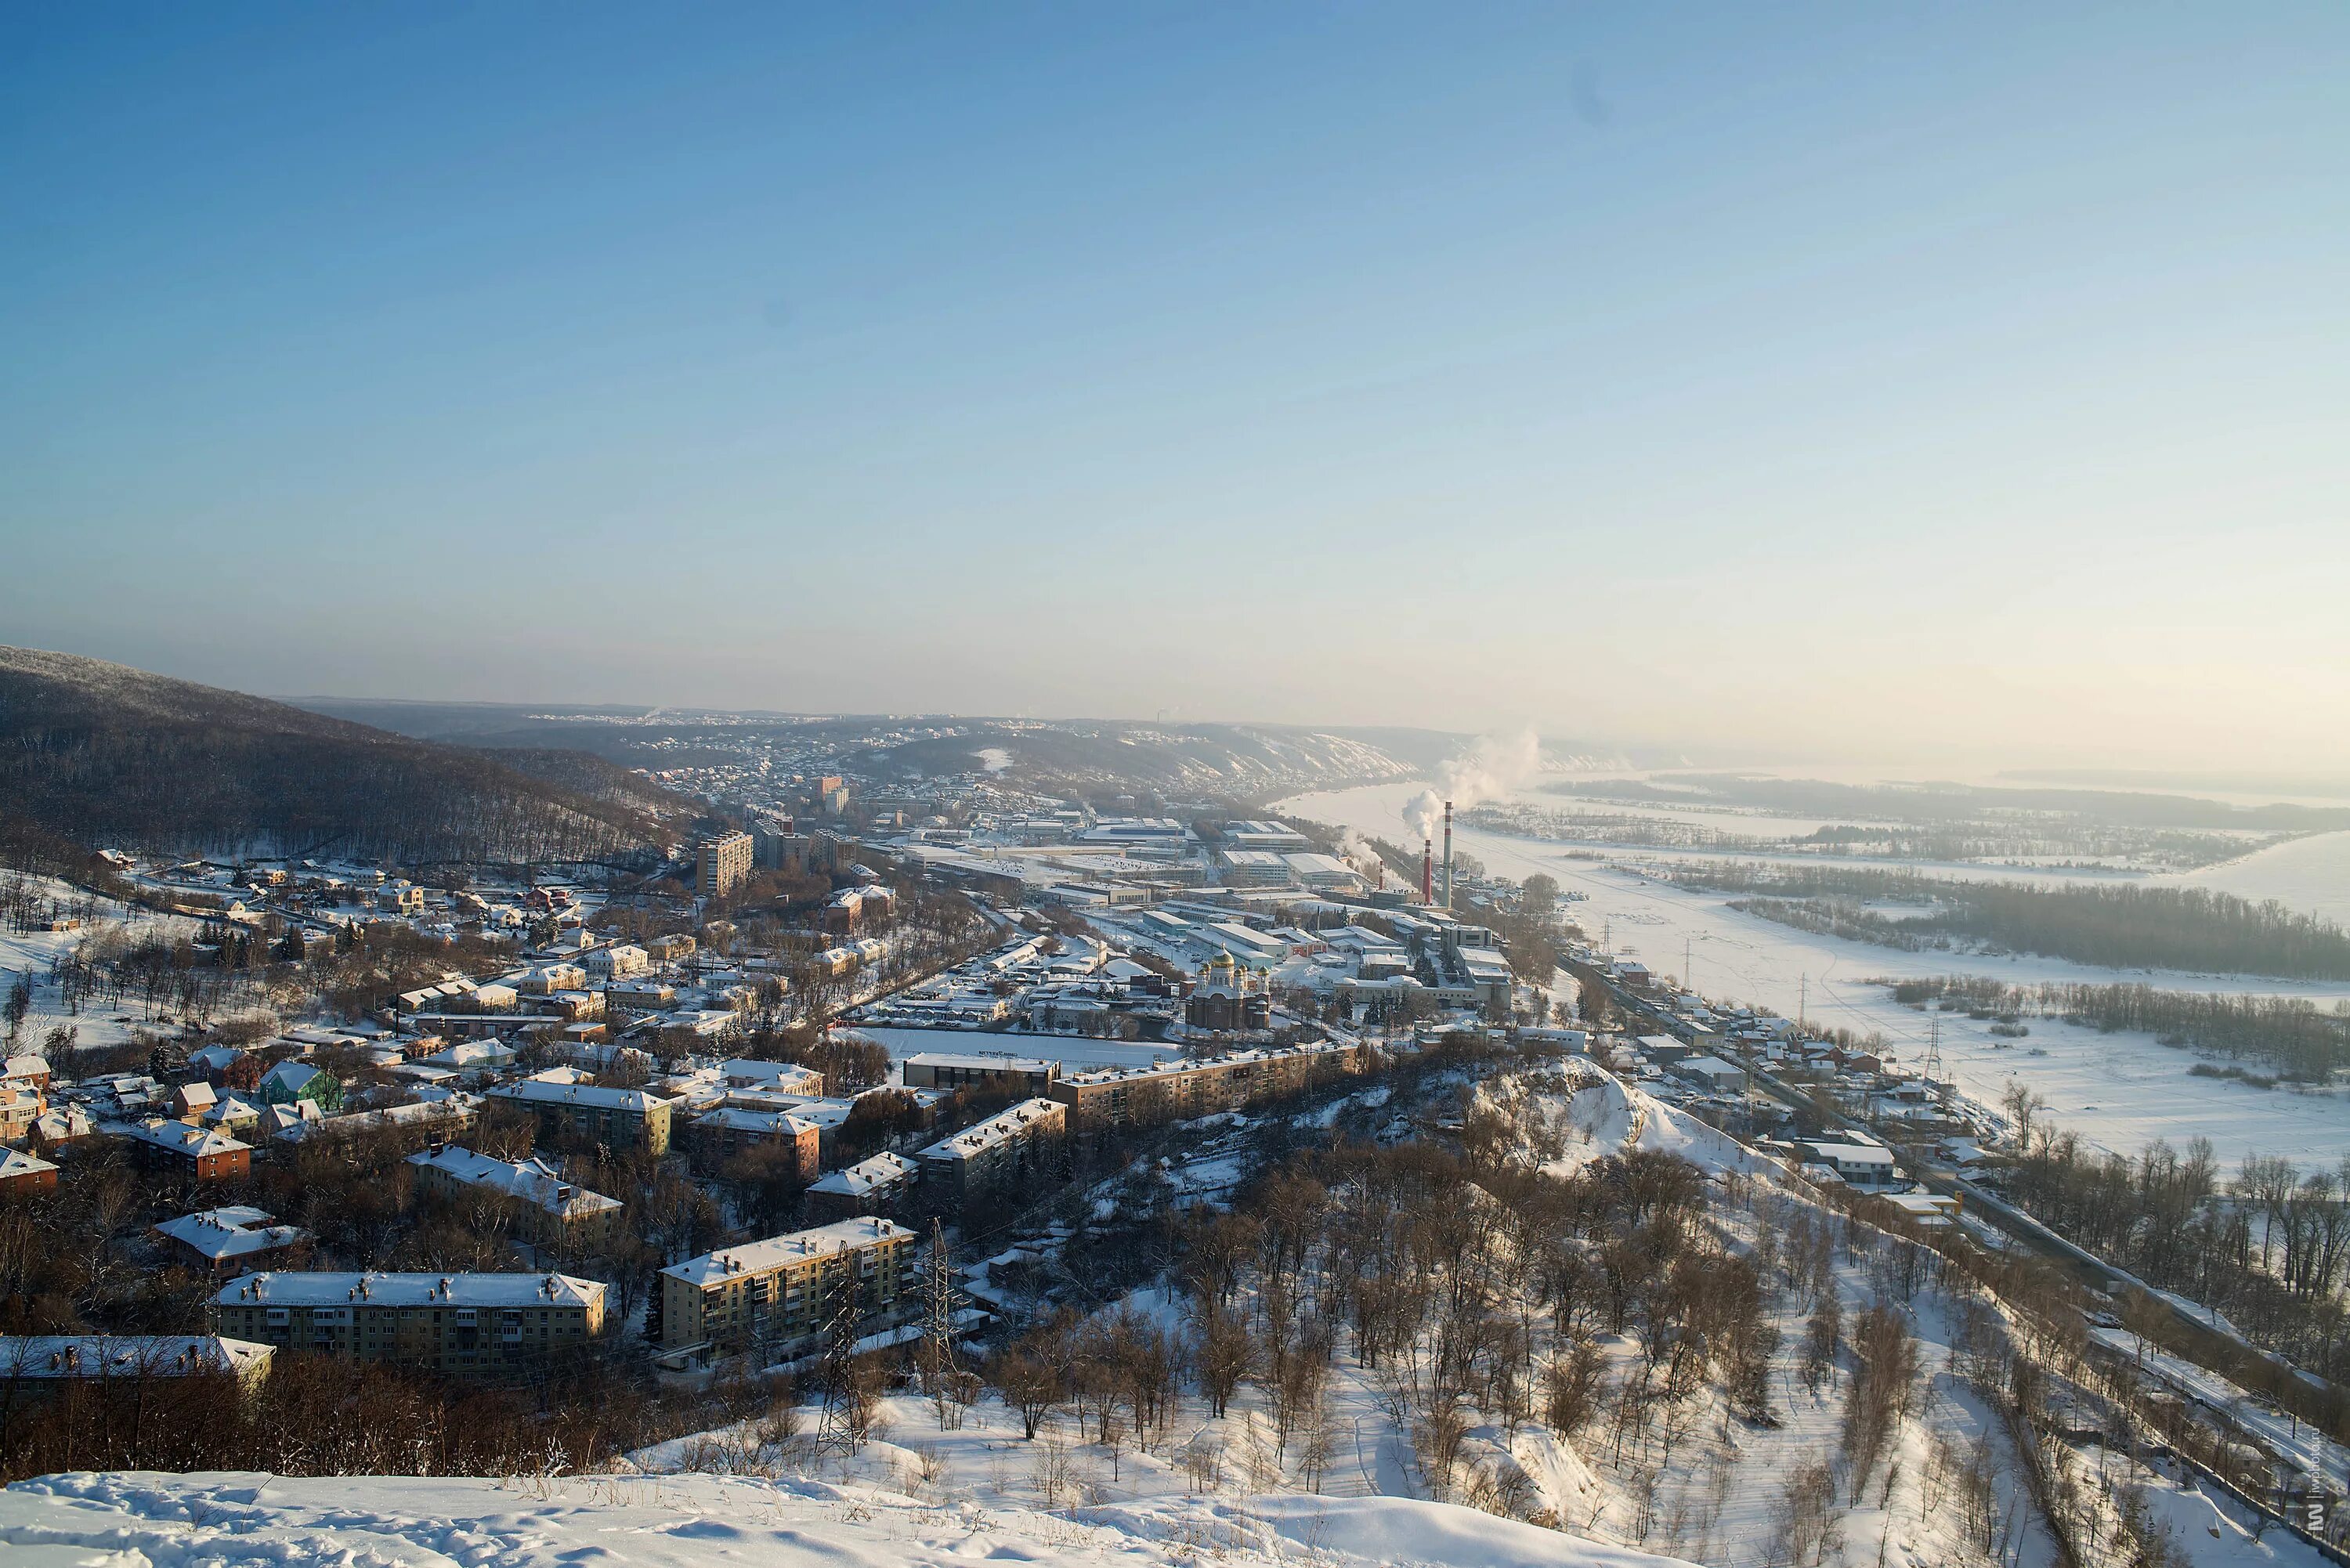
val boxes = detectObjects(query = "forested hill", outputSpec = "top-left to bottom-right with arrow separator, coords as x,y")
0,646 -> 682,865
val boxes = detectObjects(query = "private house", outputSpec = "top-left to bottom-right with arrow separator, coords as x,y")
0,1085 -> 39,1145
121,1119 -> 252,1181
29,1103 -> 96,1151
258,1061 -> 343,1116
0,1147 -> 60,1195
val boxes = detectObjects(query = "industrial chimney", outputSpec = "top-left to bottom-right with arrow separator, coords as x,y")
1421,838 -> 1434,905
1442,800 -> 1454,909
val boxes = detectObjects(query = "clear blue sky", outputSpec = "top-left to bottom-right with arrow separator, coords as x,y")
4,5 -> 2345,768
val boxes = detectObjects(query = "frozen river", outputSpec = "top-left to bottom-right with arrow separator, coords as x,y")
1278,780 -> 2350,1167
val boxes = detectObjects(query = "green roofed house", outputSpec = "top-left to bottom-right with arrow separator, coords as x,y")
258,1060 -> 343,1116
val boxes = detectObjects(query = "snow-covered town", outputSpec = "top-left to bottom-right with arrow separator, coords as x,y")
5,749 -> 2349,1568
9,6 -> 2349,1566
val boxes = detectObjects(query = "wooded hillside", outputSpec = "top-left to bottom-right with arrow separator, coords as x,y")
0,646 -> 681,865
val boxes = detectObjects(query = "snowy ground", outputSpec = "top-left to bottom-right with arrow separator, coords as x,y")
1279,782 -> 2350,1165
611,1063 -> 2069,1568
0,1468 -> 1698,1568
0,880 -> 212,1058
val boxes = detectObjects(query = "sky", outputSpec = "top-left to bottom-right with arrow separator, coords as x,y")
3,5 -> 2346,772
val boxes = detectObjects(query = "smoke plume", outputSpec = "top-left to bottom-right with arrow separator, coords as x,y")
1401,728 -> 1542,840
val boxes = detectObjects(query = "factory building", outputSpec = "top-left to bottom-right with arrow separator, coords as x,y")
899,1052 -> 1058,1097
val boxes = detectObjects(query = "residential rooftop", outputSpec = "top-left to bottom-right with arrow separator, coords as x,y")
660,1217 -> 910,1288
215,1271 -> 606,1309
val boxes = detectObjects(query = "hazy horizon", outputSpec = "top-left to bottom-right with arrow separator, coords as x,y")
6,6 -> 2346,774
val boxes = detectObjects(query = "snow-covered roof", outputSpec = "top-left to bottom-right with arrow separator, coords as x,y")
125,1119 -> 250,1158
661,1217 -> 909,1288
488,1080 -> 665,1112
0,1147 -> 58,1180
905,1051 -> 1056,1073
718,1058 -> 826,1092
216,1270 -> 604,1310
0,1335 -> 274,1379
916,1098 -> 1062,1163
155,1207 -> 310,1261
690,1107 -> 816,1136
806,1151 -> 918,1198
407,1146 -> 622,1218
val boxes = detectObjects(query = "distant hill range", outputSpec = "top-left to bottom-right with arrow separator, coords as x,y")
297,699 -> 1645,800
0,648 -> 683,866
303,700 -> 1444,799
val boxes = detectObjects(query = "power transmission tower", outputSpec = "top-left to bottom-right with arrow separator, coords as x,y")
811,1263 -> 870,1458
920,1217 -> 965,1425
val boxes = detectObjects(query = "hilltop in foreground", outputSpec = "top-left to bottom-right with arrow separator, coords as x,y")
0,1469 -> 1692,1568
0,645 -> 680,865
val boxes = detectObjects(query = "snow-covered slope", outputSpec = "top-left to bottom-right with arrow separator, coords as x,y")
0,1469 -> 1697,1568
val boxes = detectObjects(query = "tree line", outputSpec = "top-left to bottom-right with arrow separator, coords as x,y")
2005,1117 -> 2350,1386
1661,862 -> 2350,980
1890,975 -> 2350,1080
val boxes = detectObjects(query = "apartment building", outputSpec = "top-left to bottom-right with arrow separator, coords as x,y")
213,1270 -> 604,1375
696,832 -> 755,900
914,1097 -> 1065,1212
486,1079 -> 672,1155
686,1107 -> 819,1180
658,1217 -> 912,1353
0,1335 -> 275,1393
803,1151 -> 918,1221
1046,1040 -> 1359,1128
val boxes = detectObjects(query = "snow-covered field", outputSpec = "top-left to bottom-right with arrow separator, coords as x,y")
0,1467 -> 1698,1568
1279,782 -> 2350,1166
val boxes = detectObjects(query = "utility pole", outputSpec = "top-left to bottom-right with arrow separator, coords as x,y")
1683,935 -> 1693,994
1799,973 -> 1807,1030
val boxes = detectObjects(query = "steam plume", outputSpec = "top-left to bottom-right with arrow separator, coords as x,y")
1401,728 -> 1541,840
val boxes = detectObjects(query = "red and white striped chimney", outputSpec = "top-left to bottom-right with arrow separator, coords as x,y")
1421,838 -> 1434,905
1442,800 -> 1454,909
